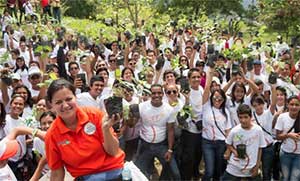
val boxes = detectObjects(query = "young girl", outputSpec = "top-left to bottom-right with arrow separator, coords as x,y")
31,111 -> 56,180
250,85 -> 276,181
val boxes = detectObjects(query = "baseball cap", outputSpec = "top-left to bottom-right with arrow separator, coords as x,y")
28,66 -> 41,77
253,59 -> 262,65
11,73 -> 21,80
0,139 -> 19,161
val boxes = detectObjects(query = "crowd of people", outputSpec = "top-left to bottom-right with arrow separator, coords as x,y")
0,2 -> 300,181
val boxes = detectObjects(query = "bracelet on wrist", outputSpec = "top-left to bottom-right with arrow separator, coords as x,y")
167,149 -> 173,153
32,128 -> 39,138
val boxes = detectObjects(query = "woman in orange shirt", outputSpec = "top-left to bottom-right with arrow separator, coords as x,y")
45,78 -> 125,180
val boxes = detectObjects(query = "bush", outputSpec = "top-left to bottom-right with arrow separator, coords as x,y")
64,0 -> 97,19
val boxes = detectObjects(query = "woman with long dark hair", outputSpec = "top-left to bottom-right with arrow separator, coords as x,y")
275,95 -> 300,181
202,67 -> 231,180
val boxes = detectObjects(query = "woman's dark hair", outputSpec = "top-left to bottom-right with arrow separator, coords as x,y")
210,89 -> 227,119
0,103 -> 6,128
231,82 -> 246,106
276,86 -> 288,111
47,79 -> 76,103
121,67 -> 135,80
96,67 -> 109,76
89,75 -> 104,86
287,95 -> 299,104
187,68 -> 200,79
10,93 -> 26,105
179,55 -> 190,69
14,56 -> 28,73
13,85 -> 33,108
163,69 -> 177,81
237,104 -> 252,117
39,111 -> 56,122
250,94 -> 265,106
68,61 -> 79,70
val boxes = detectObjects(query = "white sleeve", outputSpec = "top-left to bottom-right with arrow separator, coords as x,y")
258,128 -> 267,148
225,109 -> 232,130
274,114 -> 284,131
225,128 -> 234,145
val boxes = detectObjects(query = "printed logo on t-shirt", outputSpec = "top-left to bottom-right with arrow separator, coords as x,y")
57,140 -> 70,146
84,122 -> 96,135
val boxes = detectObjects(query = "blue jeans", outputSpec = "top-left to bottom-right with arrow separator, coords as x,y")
135,139 -> 181,180
262,144 -> 274,180
202,138 -> 226,180
79,168 -> 122,180
280,151 -> 300,181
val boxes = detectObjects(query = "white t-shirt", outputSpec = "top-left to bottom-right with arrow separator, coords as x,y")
33,137 -> 50,175
226,124 -> 266,177
202,101 -> 231,141
139,100 -> 175,143
226,99 -> 241,127
184,86 -> 204,134
275,112 -> 300,154
77,92 -> 101,109
0,165 -> 17,181
253,109 -> 274,146
3,115 -> 26,162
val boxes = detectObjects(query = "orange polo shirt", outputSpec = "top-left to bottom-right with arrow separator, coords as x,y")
45,107 -> 125,177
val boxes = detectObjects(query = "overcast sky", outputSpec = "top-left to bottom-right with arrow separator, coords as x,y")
243,0 -> 257,9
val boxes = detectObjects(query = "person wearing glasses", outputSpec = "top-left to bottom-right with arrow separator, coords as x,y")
201,67 -> 231,180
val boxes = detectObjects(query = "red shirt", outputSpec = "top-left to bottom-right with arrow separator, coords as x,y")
41,0 -> 49,8
45,107 -> 124,177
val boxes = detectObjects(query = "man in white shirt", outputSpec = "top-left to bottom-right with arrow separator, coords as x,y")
77,75 -> 105,108
179,68 -> 204,180
135,84 -> 180,180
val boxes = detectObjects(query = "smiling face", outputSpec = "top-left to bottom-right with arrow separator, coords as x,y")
40,115 -> 54,131
51,87 -> 77,122
287,98 -> 300,117
189,71 -> 200,90
164,73 -> 176,85
233,86 -> 245,102
165,84 -> 178,102
150,86 -> 163,107
276,89 -> 286,106
238,113 -> 252,129
10,96 -> 25,117
123,69 -> 133,82
14,87 -> 28,102
89,80 -> 104,98
212,91 -> 225,109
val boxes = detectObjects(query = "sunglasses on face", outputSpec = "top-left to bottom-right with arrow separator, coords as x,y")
129,62 -> 136,66
212,96 -> 224,102
166,90 -> 177,95
70,67 -> 78,70
109,59 -> 116,63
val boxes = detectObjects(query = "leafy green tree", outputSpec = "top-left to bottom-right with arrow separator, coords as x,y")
258,0 -> 300,40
